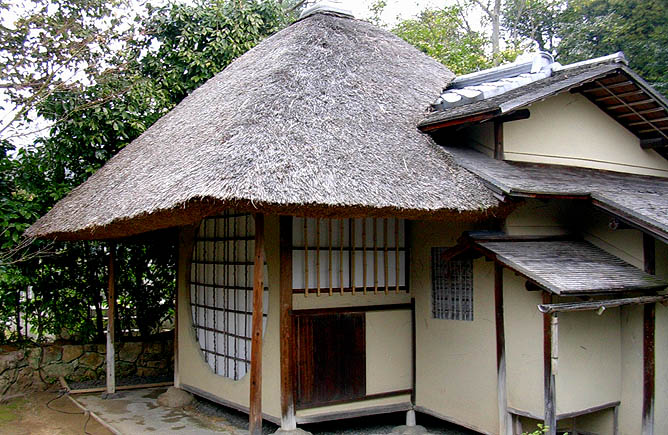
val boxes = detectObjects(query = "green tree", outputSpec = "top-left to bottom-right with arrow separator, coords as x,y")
392,5 -> 520,75
556,0 -> 668,94
0,0 -> 292,343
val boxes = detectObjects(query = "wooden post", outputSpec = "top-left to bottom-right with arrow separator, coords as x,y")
642,234 -> 655,435
494,264 -> 511,435
494,120 -> 504,160
543,291 -> 557,435
249,214 -> 265,435
106,242 -> 116,396
279,216 -> 297,430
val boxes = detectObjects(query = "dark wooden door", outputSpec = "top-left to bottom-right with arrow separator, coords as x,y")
294,312 -> 366,408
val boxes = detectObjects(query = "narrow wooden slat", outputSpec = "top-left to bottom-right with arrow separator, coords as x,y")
279,216 -> 296,431
362,218 -> 367,295
329,219 -> 333,296
384,219 -> 389,294
373,218 -> 378,294
629,116 -> 668,126
351,219 -> 356,296
316,220 -> 320,297
340,219 -> 344,295
249,214 -> 265,435
618,107 -> 665,118
395,219 -> 400,293
595,89 -> 643,101
303,219 -> 308,298
582,81 -> 632,93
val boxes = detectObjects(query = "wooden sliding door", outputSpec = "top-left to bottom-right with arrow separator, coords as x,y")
294,312 -> 366,408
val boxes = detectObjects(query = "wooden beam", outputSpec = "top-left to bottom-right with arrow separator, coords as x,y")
498,109 -> 530,123
642,234 -> 656,435
543,292 -> 557,435
249,214 -> 265,435
494,264 -> 511,435
106,242 -> 116,396
418,111 -> 497,132
279,216 -> 296,431
494,119 -> 504,160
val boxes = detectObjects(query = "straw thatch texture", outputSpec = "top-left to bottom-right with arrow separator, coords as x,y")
27,12 -> 499,240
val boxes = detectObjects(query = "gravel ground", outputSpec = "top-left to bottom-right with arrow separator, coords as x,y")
193,397 -> 477,435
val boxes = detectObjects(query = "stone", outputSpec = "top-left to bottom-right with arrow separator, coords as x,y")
118,342 -> 142,363
96,344 -> 106,354
116,361 -> 135,378
62,345 -> 84,363
42,346 -> 63,364
145,359 -> 168,369
26,348 -> 42,370
0,350 -> 24,374
71,366 -> 98,381
157,387 -> 193,408
390,425 -> 429,435
11,368 -> 35,393
43,363 -> 73,379
136,367 -> 159,377
273,429 -> 313,435
79,352 -> 104,369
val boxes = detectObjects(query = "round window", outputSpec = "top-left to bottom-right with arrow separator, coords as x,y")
189,212 -> 268,380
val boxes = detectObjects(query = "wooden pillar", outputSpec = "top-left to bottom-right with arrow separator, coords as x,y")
494,120 -> 504,160
249,214 -> 265,435
279,216 -> 296,430
106,242 -> 116,396
642,234 -> 655,435
543,291 -> 557,435
494,264 -> 511,434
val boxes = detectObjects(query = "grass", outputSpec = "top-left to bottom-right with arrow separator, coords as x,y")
0,396 -> 27,424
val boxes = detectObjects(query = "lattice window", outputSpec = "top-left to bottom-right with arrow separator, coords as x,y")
292,217 -> 407,295
190,212 -> 268,380
431,248 -> 473,321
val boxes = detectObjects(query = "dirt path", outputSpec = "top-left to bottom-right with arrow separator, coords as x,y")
0,391 -> 112,435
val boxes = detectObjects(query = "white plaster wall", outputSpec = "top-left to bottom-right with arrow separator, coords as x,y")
504,92 -> 668,177
412,220 -> 499,435
503,199 -> 572,236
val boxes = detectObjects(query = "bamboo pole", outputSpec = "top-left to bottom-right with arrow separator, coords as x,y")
105,242 -> 116,396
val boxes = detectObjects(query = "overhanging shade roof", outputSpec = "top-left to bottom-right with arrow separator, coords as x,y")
447,147 -> 668,244
475,239 -> 667,295
26,12 -> 499,241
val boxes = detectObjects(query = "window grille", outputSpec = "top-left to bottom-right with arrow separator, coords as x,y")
431,248 -> 473,321
190,211 -> 268,380
292,217 -> 407,295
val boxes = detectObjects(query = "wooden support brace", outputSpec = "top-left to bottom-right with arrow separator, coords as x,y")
106,242 -> 116,396
249,214 -> 265,435
543,292 -> 557,435
279,216 -> 296,431
494,264 -> 511,435
642,234 -> 656,435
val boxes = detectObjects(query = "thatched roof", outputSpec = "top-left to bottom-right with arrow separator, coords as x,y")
27,12 -> 499,241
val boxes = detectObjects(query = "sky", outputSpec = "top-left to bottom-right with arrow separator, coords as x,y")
315,0 -> 449,24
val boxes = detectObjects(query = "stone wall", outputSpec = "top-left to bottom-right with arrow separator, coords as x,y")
0,340 -> 173,397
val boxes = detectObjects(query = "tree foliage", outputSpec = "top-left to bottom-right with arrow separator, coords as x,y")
0,0 -> 292,344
